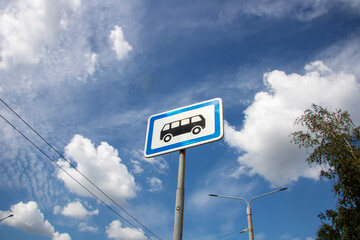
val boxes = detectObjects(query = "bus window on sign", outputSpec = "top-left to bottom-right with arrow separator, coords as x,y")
160,115 -> 206,143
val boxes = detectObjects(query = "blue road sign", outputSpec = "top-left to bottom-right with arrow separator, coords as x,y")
144,98 -> 223,157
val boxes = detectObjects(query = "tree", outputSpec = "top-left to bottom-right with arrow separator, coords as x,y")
291,104 -> 360,240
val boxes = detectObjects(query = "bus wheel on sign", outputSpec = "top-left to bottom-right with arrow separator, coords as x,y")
192,126 -> 201,135
164,134 -> 172,142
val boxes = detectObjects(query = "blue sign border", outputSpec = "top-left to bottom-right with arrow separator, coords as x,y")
144,98 -> 223,157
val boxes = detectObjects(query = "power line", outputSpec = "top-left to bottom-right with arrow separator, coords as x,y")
0,99 -> 162,240
0,113 -> 151,238
0,98 -> 161,240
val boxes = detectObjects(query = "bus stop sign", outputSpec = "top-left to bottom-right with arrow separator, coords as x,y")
144,98 -> 223,158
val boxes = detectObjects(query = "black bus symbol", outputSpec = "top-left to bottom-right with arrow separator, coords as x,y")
160,115 -> 206,142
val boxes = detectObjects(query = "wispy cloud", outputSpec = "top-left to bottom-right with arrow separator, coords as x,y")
0,126 -> 67,206
320,35 -> 360,85
241,0 -> 330,21
146,177 -> 163,192
78,222 -> 98,233
129,149 -> 169,173
131,160 -> 144,174
219,0 -> 360,23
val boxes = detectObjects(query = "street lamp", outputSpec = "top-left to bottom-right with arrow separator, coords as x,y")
209,188 -> 287,240
0,214 -> 13,222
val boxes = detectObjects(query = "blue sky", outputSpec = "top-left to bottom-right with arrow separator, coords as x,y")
1,0 -> 360,240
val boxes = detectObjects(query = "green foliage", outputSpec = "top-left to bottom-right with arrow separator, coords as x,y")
291,104 -> 360,240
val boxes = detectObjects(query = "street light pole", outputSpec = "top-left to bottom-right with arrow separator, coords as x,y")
209,188 -> 287,240
247,204 -> 254,240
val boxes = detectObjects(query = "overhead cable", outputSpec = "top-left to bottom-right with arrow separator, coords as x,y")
0,98 -> 161,240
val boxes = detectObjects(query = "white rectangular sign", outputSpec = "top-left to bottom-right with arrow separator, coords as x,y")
144,98 -> 223,157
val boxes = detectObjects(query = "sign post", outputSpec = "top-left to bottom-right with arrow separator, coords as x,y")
173,149 -> 186,240
144,98 -> 223,239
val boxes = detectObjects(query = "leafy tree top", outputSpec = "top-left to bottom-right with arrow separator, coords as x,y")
291,104 -> 360,240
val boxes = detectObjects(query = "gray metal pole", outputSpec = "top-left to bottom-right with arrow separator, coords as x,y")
209,188 -> 287,240
247,206 -> 254,240
173,149 -> 186,240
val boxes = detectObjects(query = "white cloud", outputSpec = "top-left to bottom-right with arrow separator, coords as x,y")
131,160 -> 144,174
147,177 -> 163,192
109,25 -> 133,61
0,201 -> 71,240
225,61 -> 360,186
57,201 -> 98,219
52,232 -> 72,240
0,0 -> 81,69
85,52 -> 98,76
57,134 -> 139,204
106,220 -> 147,240
78,222 -> 98,233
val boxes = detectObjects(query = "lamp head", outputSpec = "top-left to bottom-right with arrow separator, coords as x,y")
208,194 -> 218,197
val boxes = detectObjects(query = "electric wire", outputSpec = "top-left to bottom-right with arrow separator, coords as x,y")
0,113 -> 154,239
0,98 -> 161,240
0,99 -> 161,240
